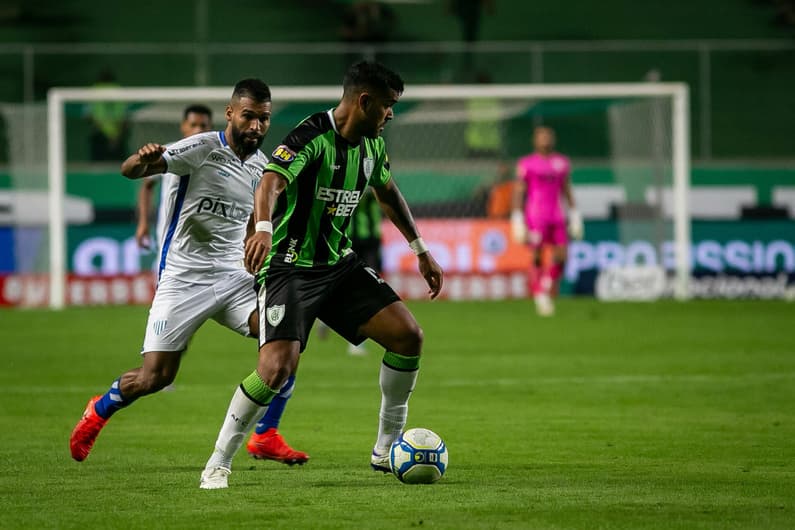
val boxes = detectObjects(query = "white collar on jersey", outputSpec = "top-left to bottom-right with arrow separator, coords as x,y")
327,108 -> 339,134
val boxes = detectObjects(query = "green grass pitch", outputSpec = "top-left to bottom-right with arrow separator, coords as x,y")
1,299 -> 793,529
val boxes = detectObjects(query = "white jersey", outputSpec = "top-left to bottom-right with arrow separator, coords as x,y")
158,130 -> 267,284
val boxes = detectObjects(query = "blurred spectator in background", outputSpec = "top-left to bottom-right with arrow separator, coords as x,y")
351,187 -> 384,274
485,162 -> 514,219
470,160 -> 512,218
465,71 -> 503,158
772,0 -> 795,28
86,69 -> 130,161
448,0 -> 495,72
448,0 -> 495,42
340,1 -> 396,64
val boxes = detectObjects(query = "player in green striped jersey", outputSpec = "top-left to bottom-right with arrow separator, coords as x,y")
200,61 -> 443,489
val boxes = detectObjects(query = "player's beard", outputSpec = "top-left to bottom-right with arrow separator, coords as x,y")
230,126 -> 264,158
364,121 -> 385,139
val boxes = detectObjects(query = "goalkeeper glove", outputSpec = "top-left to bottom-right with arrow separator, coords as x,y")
510,210 -> 526,244
568,209 -> 584,240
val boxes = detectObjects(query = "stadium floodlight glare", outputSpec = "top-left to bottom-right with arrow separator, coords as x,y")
47,83 -> 689,309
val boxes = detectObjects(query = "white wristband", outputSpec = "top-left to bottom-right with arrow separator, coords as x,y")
409,237 -> 429,256
255,221 -> 273,233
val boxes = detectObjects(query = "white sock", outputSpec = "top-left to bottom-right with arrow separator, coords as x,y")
204,386 -> 266,471
374,364 -> 418,453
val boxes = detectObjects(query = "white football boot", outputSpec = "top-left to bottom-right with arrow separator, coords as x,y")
200,466 -> 231,489
370,449 -> 391,473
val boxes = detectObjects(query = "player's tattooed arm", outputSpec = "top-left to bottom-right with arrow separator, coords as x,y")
121,143 -> 167,180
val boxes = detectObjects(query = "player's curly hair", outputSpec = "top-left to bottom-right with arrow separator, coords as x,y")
343,61 -> 404,98
232,79 -> 271,103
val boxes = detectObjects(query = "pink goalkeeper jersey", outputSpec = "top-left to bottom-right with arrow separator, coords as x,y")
516,152 -> 570,223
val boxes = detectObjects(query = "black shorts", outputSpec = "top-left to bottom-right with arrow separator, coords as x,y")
256,254 -> 401,352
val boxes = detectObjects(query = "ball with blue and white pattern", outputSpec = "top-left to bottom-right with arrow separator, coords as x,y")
389,428 -> 448,484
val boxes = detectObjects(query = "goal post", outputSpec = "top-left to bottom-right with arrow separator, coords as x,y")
46,82 -> 690,308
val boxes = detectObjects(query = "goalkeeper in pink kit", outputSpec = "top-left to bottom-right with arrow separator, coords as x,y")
511,126 -> 583,316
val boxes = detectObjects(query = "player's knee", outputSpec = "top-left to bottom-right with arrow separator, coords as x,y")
396,321 -> 424,356
256,344 -> 298,390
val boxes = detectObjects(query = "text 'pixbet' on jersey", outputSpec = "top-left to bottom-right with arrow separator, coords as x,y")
316,187 -> 361,217
196,197 -> 250,221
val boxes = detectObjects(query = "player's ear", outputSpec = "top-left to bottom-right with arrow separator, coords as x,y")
225,104 -> 233,121
359,93 -> 370,112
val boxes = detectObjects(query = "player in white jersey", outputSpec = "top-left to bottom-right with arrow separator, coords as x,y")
70,79 -> 307,465
135,105 -> 213,256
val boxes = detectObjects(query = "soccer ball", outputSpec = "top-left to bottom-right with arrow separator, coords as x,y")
389,428 -> 448,484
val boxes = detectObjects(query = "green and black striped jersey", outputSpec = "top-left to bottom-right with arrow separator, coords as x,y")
258,109 -> 391,280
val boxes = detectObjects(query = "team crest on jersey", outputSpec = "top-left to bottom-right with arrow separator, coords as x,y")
552,157 -> 567,172
266,304 -> 285,326
272,145 -> 296,163
363,157 -> 374,179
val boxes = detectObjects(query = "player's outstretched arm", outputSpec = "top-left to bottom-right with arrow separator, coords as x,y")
373,180 -> 443,299
121,143 -> 167,180
245,170 -> 287,274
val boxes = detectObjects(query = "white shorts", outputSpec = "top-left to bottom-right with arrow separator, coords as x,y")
141,269 -> 256,353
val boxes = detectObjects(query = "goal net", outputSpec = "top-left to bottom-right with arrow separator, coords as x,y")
38,83 -> 689,308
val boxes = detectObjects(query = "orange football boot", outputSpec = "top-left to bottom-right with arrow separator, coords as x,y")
246,428 -> 309,465
69,396 -> 108,462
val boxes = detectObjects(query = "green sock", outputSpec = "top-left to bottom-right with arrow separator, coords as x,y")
382,351 -> 421,371
241,371 -> 278,406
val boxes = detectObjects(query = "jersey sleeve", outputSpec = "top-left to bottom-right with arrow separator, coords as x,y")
265,137 -> 316,184
161,136 -> 210,176
369,140 -> 392,187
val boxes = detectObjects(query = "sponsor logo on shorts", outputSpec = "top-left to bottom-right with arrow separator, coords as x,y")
153,319 -> 167,335
272,145 -> 296,163
267,304 -> 285,326
364,266 -> 385,284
